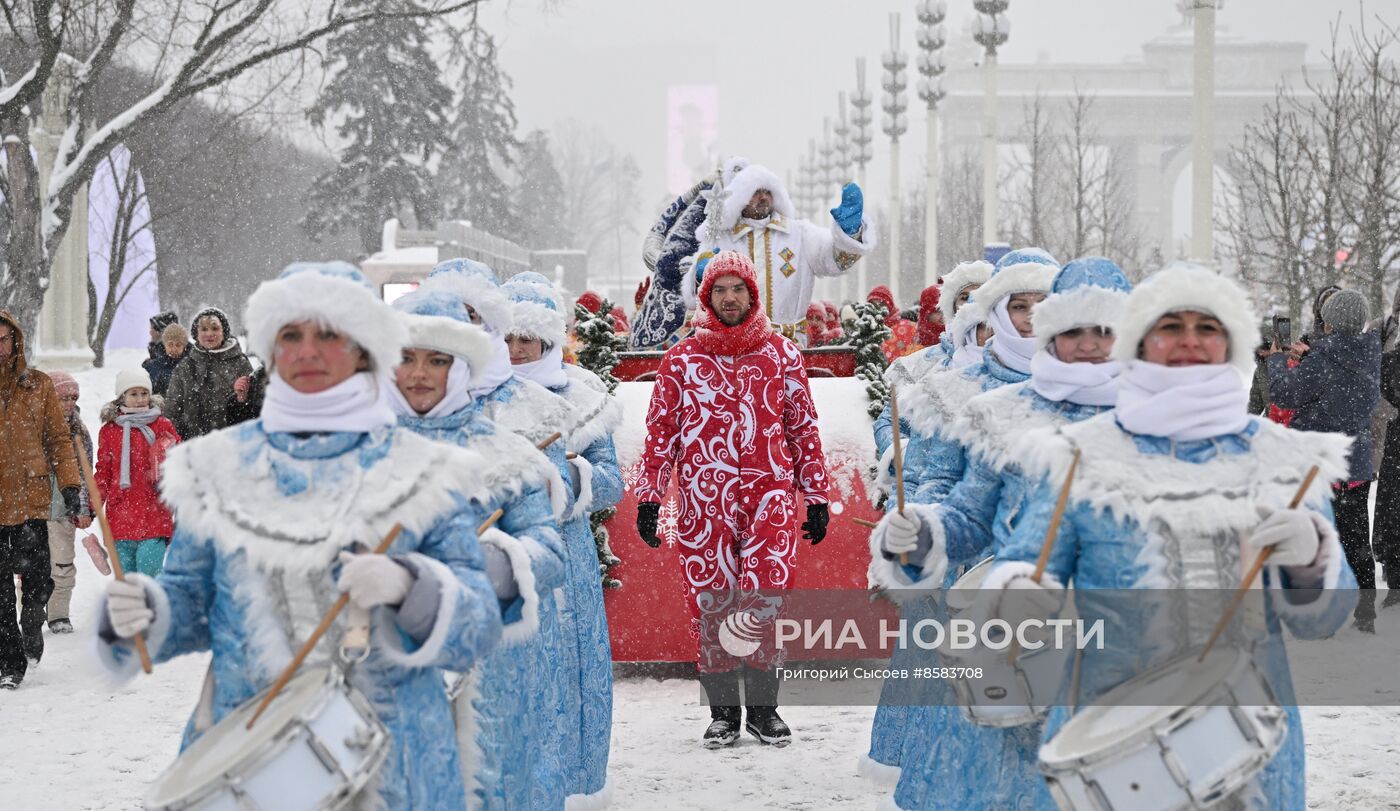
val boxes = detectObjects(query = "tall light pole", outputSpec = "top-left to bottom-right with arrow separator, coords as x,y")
1186,0 -> 1221,264
850,61 -> 875,297
916,0 -> 948,286
972,1 -> 1009,253
882,13 -> 909,304
833,97 -> 855,302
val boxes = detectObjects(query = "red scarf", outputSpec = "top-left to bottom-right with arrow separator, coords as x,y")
693,253 -> 774,355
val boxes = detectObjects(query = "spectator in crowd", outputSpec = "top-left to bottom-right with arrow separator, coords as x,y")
1371,287 -> 1400,608
147,311 -> 178,348
1266,288 -> 1382,632
0,310 -> 83,689
917,285 -> 944,348
96,369 -> 181,579
164,306 -> 260,439
43,371 -> 94,634
143,323 -> 188,396
868,285 -> 919,362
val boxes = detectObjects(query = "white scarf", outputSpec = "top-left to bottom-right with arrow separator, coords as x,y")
115,406 -> 161,489
510,344 -> 568,391
1030,349 -> 1122,407
387,358 -> 474,419
1115,361 -> 1251,442
949,319 -> 985,371
261,371 -> 397,434
986,298 -> 1038,374
469,333 -> 515,399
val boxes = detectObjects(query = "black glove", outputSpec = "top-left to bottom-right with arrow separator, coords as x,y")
802,503 -> 830,545
62,486 -> 83,519
636,502 -> 662,548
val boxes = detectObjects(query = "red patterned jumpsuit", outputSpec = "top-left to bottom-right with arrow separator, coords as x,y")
636,256 -> 829,672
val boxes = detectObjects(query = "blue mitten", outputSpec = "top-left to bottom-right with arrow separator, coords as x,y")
830,183 -> 864,235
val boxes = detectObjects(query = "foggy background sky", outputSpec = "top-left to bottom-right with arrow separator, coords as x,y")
479,0 -> 1379,219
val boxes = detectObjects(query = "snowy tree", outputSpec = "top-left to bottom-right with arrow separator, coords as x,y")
847,299 -> 892,418
514,129 -> 572,249
936,148 -> 985,271
302,0 -> 454,255
552,120 -> 643,279
1005,93 -> 1061,253
572,297 -> 626,587
438,10 -> 521,239
0,0 -> 482,342
86,145 -> 157,367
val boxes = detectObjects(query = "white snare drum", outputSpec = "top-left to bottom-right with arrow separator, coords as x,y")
941,557 -> 1072,728
1039,648 -> 1287,811
146,667 -> 389,811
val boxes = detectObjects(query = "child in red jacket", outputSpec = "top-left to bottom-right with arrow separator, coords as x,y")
96,369 -> 181,578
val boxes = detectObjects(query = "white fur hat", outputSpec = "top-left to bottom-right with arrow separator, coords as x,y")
938,261 -> 994,323
502,279 -> 567,348
1032,257 -> 1133,351
244,262 -> 407,377
114,368 -> 153,398
418,259 -> 514,335
718,164 -> 797,230
967,261 -> 1059,315
1111,262 -> 1260,378
392,291 -> 497,384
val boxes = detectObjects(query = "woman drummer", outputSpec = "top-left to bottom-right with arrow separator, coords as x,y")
868,257 -> 1133,810
984,263 -> 1358,809
389,289 -> 571,810
96,263 -> 504,811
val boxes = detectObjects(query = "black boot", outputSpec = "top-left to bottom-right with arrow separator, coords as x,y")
697,671 -> 741,749
743,667 -> 791,746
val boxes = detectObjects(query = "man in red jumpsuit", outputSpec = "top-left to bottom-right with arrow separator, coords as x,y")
635,250 -> 830,749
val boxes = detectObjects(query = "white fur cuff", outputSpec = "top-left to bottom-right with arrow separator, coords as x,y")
1269,511 -> 1346,621
856,754 -> 903,788
373,553 -> 460,668
477,528 -> 542,646
91,573 -> 172,683
867,505 -> 948,595
565,779 -> 615,811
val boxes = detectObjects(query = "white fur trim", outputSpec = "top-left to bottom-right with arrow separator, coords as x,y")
568,455 -> 596,521
878,792 -> 906,811
832,212 -> 877,254
679,254 -> 699,311
453,666 -> 487,808
967,262 -> 1058,314
856,754 -> 903,788
979,560 -> 1042,594
900,365 -> 988,438
508,299 -> 567,348
565,363 -> 609,394
90,573 -> 173,683
1018,413 -> 1353,545
565,779 -> 615,811
882,346 -> 941,390
1111,263 -> 1260,379
718,164 -> 796,230
372,553 -> 459,668
245,271 -> 407,375
1032,286 -> 1130,351
477,527 -> 542,646
1268,512 -> 1346,621
873,444 -> 898,499
867,504 -> 948,594
484,378 -> 575,447
563,376 -> 623,454
402,314 -> 497,385
944,383 -> 1076,474
938,261 -> 994,324
419,273 -> 515,335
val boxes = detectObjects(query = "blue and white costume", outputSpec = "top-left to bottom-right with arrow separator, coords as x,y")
504,275 -> 624,810
989,265 -> 1358,811
95,264 -> 505,811
391,289 -> 574,811
860,253 -> 1058,788
867,258 -> 1132,810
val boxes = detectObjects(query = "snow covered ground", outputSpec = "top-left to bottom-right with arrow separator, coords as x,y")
3,350 -> 1399,808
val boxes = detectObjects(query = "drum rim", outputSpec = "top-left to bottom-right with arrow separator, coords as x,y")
1038,647 -> 1277,766
145,667 -> 389,809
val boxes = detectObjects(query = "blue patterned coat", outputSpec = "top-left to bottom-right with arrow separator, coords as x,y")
871,385 -> 1107,810
994,415 -> 1359,811
95,424 -> 505,811
397,403 -> 570,811
861,353 -> 1028,784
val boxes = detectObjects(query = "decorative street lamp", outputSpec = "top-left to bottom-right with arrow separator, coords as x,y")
1182,0 -> 1224,264
850,61 -> 876,296
972,0 -> 1009,253
882,13 -> 909,303
916,0 -> 948,285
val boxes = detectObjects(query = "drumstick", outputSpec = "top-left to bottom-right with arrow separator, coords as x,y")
248,523 -> 403,730
537,432 -> 562,450
1198,465 -> 1321,663
1008,449 -> 1081,665
74,442 -> 153,675
853,517 -> 880,529
888,386 -> 908,565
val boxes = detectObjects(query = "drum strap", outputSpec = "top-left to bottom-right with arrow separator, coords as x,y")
192,663 -> 216,734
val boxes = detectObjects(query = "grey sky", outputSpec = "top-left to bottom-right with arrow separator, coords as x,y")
481,0 -> 1377,221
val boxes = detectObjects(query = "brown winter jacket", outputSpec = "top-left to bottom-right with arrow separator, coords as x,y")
0,310 -> 82,526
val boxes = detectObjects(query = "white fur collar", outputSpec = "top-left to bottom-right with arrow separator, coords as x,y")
160,425 -> 504,574
899,365 -> 991,438
882,347 -> 942,390
559,374 -> 623,454
1018,414 -> 1353,540
484,378 -> 575,446
456,427 -> 559,501
943,383 -> 1090,473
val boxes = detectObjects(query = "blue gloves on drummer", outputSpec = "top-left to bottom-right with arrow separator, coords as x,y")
830,183 -> 865,236
637,502 -> 662,548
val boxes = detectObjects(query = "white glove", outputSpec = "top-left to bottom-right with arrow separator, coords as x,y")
1244,507 -> 1320,568
106,579 -> 154,639
336,552 -> 413,610
881,511 -> 924,555
993,572 -> 1066,629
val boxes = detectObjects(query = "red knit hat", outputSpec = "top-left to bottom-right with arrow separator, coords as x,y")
918,285 -> 944,346
577,291 -> 604,314
867,285 -> 900,326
